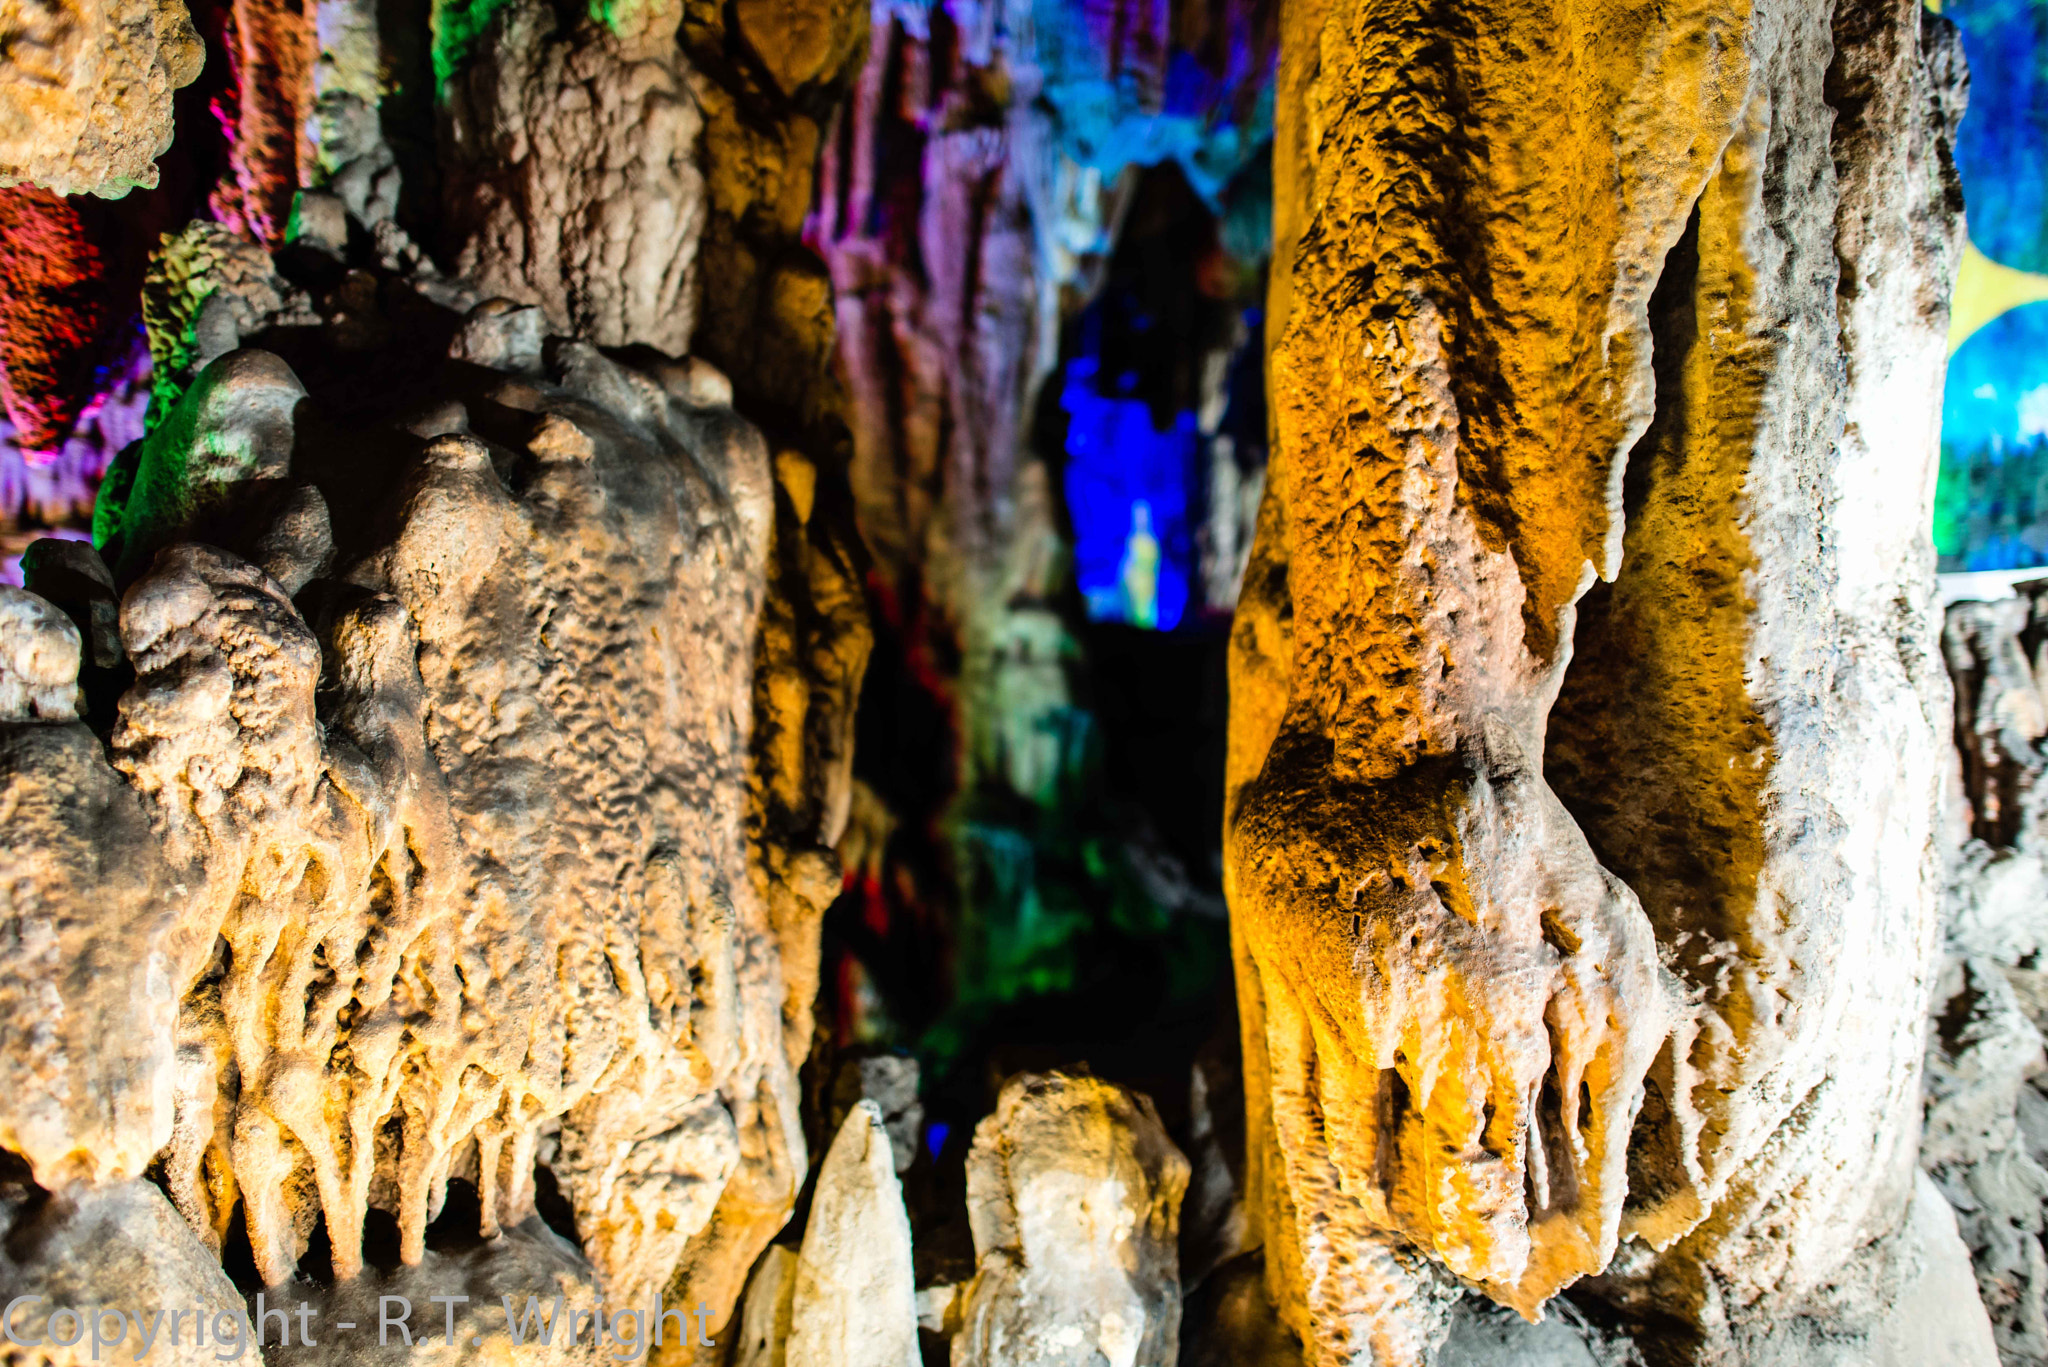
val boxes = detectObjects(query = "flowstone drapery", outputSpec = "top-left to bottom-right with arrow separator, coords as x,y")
0,264 -> 843,1340
1225,0 -> 1977,1358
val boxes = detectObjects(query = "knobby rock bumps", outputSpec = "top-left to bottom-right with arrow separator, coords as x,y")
0,0 -> 202,194
0,273 -> 818,1339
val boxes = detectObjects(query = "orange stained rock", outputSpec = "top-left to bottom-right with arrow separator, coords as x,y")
1227,0 -> 1758,1350
1230,0 -> 1968,1354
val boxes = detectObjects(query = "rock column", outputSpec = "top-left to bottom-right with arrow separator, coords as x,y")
1227,0 -> 1971,1358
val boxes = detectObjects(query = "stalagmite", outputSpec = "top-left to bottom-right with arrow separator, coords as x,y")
732,1245 -> 799,1367
1228,0 -> 1979,1357
784,1100 -> 919,1367
951,1072 -> 1190,1367
0,0 -> 2030,1352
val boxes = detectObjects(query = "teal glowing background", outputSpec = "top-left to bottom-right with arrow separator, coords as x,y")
1937,0 -> 2048,569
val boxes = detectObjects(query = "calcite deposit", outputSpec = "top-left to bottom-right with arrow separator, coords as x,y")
201,0 -> 316,245
0,0 -> 2032,1349
441,0 -> 705,355
1228,0 -> 1976,1359
0,0 -> 200,195
951,1072 -> 1190,1367
784,1101 -> 918,1367
0,190 -> 120,453
0,253 -> 837,1356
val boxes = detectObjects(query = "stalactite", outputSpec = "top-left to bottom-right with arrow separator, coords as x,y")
1229,0 -> 1973,1358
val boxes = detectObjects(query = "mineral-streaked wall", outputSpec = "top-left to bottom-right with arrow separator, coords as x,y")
1227,0 -> 1976,1359
0,129 -> 868,1360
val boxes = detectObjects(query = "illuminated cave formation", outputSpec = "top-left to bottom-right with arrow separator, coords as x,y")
0,0 -> 2033,1359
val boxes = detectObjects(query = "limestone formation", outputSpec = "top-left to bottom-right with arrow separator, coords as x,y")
0,0 -> 200,195
441,0 -> 704,355
951,1072 -> 1190,1367
784,1100 -> 918,1367
1944,589 -> 2048,965
732,1245 -> 798,1367
0,585 -> 83,722
203,0 -> 318,245
0,707 -> 185,1186
1923,959 -> 2048,1362
0,190 -> 125,455
271,1218 -> 605,1367
0,0 -> 2025,1356
1229,0 -> 1971,1359
0,1178 -> 245,1367
134,222 -> 318,428
0,249 -> 849,1362
1929,583 -> 2048,1361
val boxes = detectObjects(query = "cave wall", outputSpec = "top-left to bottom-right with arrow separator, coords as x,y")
0,0 -> 2023,1355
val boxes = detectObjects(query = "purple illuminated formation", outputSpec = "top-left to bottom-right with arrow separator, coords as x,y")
0,330 -> 149,584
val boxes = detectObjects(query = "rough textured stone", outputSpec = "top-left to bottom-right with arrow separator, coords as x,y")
0,276 -> 839,1367
732,1244 -> 798,1367
0,0 -> 200,196
0,190 -> 119,454
442,0 -> 703,355
0,711 -> 187,1186
1943,588 -> 2048,966
0,1178 -> 244,1367
663,21 -> 873,1339
1230,0 -> 1970,1359
116,338 -> 775,1309
0,0 -> 877,1350
951,1072 -> 1189,1367
784,1100 -> 918,1367
0,586 -> 83,722
268,1218 -> 606,1367
134,220 -> 318,429
98,349 -> 305,577
204,0 -> 319,245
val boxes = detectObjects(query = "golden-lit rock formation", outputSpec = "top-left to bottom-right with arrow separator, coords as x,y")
1227,0 -> 1973,1358
0,0 -> 201,195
